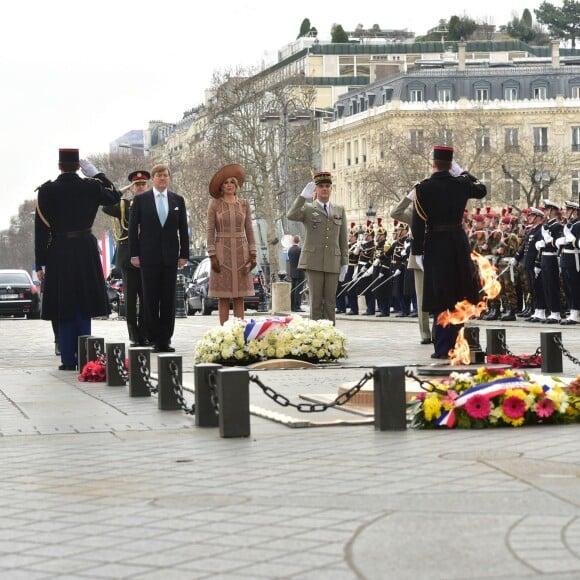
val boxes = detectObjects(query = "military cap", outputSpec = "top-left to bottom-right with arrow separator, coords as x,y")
364,220 -> 375,236
128,170 -> 150,183
529,207 -> 545,218
564,200 -> 579,210
375,217 -> 387,235
59,148 -> 79,163
433,145 -> 453,161
542,199 -> 560,211
313,171 -> 332,185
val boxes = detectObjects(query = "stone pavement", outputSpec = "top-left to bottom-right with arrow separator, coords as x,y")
0,312 -> 579,579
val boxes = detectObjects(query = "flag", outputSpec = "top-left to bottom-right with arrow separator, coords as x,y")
243,316 -> 294,342
98,231 -> 115,277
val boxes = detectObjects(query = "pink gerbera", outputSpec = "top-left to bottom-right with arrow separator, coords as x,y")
464,394 -> 491,419
536,397 -> 555,418
503,395 -> 526,419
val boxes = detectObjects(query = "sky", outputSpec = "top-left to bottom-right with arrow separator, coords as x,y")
0,0 -> 540,231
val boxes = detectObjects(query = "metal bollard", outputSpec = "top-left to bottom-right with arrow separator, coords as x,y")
486,328 -> 507,355
194,363 -> 221,427
128,347 -> 152,397
157,354 -> 183,410
86,337 -> 105,364
373,365 -> 406,431
175,274 -> 187,318
77,335 -> 93,371
463,326 -> 481,350
106,343 -> 126,387
217,367 -> 250,438
541,332 -> 563,374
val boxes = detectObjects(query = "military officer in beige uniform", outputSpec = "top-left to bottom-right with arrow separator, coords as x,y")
287,171 -> 348,323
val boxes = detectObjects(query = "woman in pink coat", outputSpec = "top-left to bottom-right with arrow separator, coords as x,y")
206,164 -> 257,325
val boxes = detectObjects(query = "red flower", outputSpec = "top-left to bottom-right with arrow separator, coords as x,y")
78,360 -> 106,382
464,394 -> 491,419
503,395 -> 526,419
535,397 -> 555,418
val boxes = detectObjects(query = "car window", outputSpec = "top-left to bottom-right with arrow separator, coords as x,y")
0,272 -> 31,285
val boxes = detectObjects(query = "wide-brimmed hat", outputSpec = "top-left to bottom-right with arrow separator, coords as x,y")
209,164 -> 245,198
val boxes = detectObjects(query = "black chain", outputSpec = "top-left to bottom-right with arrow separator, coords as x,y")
553,336 -> 580,367
137,353 -> 158,394
207,371 -> 220,415
404,369 -> 447,395
496,332 -> 542,367
93,341 -> 107,366
167,361 -> 195,415
112,346 -> 129,384
248,371 -> 373,412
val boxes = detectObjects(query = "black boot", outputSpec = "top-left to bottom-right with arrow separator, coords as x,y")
501,309 -> 516,321
482,307 -> 498,320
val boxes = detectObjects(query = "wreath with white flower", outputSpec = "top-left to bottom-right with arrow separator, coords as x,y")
194,317 -> 347,365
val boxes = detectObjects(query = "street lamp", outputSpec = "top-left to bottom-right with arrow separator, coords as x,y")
366,204 -> 377,224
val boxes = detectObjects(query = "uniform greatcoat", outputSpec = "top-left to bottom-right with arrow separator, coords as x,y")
34,172 -> 120,321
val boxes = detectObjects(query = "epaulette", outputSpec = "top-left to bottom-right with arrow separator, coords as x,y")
35,180 -> 52,192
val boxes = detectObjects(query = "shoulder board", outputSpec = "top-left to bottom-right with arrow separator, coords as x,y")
35,180 -> 52,192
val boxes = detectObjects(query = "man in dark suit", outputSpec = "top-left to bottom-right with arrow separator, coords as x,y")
287,235 -> 305,312
128,164 -> 189,352
411,146 -> 487,359
103,170 -> 150,346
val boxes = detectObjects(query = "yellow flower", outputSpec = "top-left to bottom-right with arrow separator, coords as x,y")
423,395 -> 442,421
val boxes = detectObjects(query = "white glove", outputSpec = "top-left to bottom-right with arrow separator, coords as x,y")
393,269 -> 402,277
300,181 -> 315,199
450,160 -> 464,177
415,255 -> 424,271
361,265 -> 374,278
352,266 -> 359,279
508,257 -> 518,267
534,266 -> 541,278
406,188 -> 415,201
541,227 -> 553,244
555,236 -> 567,248
564,224 -> 576,243
400,248 -> 407,257
79,159 -> 99,178
372,258 -> 380,267
339,265 -> 348,282
535,240 -> 546,251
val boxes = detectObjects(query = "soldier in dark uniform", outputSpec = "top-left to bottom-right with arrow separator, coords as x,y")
371,218 -> 392,317
390,222 -> 412,317
103,170 -> 150,345
343,223 -> 361,315
288,235 -> 306,312
357,221 -> 377,315
34,149 -> 121,370
556,200 -> 580,325
512,208 -> 546,322
411,146 -> 487,359
536,200 -> 564,323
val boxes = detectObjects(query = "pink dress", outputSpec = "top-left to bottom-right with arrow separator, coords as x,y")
206,197 -> 256,298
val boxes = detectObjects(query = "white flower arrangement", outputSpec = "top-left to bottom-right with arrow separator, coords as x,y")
194,317 -> 348,365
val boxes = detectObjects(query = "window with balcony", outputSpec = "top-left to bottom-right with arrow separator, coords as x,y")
410,129 -> 424,153
346,142 -> 352,166
533,86 -> 547,100
475,87 -> 490,102
504,87 -> 518,101
354,140 -> 359,165
476,128 -> 491,153
437,88 -> 452,102
438,128 -> 453,146
572,170 -> 580,197
505,128 -> 519,152
480,171 -> 492,201
572,126 -> 580,152
534,127 -> 549,152
409,89 -> 424,102
504,173 -> 521,204
572,86 -> 580,99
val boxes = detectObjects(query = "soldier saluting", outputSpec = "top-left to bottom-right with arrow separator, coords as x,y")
34,149 -> 121,370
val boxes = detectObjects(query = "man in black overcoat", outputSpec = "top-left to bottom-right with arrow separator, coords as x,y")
287,235 -> 305,312
411,146 -> 487,359
34,149 -> 121,370
128,164 -> 189,352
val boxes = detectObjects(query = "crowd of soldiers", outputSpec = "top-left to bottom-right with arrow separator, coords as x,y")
335,199 -> 580,325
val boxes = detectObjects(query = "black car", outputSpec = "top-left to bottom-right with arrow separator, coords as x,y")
185,257 -> 267,315
0,269 -> 41,319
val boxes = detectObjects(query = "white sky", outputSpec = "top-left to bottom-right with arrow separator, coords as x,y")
0,0 -> 540,230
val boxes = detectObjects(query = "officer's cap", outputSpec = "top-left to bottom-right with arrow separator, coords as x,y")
59,148 -> 79,163
128,170 -> 151,184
